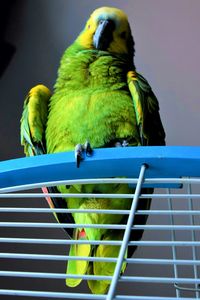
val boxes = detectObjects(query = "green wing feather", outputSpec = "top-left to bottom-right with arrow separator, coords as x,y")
20,84 -> 51,156
66,228 -> 91,288
20,84 -> 75,234
127,71 -> 165,145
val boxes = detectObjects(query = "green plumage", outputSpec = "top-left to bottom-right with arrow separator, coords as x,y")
46,50 -> 140,153
20,6 -> 165,294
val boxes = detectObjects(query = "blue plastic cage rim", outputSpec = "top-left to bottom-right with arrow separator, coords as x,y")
0,146 -> 200,189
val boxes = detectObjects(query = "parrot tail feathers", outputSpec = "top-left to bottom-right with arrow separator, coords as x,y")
87,262 -> 109,295
66,228 -> 91,288
87,230 -> 127,294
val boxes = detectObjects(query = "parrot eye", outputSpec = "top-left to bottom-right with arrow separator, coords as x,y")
120,31 -> 126,39
87,24 -> 91,29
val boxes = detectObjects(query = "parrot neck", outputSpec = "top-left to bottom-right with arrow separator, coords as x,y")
55,46 -> 135,92
64,41 -> 135,69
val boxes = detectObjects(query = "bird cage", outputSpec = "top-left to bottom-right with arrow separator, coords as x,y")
0,146 -> 200,300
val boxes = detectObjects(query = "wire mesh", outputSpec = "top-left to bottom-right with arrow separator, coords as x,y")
0,147 -> 200,299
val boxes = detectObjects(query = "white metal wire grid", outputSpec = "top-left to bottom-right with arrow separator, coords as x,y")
0,147 -> 200,299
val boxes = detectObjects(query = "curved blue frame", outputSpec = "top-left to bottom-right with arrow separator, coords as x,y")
0,146 -> 200,189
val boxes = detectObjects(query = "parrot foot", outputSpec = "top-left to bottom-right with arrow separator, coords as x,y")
115,140 -> 129,147
75,144 -> 84,168
84,141 -> 93,157
75,141 -> 93,168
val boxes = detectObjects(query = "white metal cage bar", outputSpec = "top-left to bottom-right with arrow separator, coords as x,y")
0,146 -> 200,299
106,164 -> 147,300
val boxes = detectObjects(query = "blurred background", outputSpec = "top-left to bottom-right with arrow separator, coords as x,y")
0,0 -> 200,299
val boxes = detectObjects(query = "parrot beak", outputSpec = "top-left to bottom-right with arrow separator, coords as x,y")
93,19 -> 115,50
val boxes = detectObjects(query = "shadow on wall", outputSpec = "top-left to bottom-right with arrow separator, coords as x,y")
0,0 -> 18,77
0,0 -> 72,161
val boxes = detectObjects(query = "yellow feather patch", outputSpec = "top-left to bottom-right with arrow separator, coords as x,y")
66,229 -> 91,288
27,85 -> 51,142
66,244 -> 91,287
92,7 -> 128,22
29,84 -> 51,97
77,6 -> 131,56
127,71 -> 143,126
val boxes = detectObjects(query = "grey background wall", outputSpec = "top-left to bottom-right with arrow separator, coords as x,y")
0,0 -> 200,299
1,0 -> 200,161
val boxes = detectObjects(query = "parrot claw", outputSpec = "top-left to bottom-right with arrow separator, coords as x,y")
75,141 -> 93,168
122,140 -> 129,147
115,142 -> 122,147
84,140 -> 93,157
75,144 -> 84,168
115,140 -> 129,147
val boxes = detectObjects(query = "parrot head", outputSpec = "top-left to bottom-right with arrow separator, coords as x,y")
77,7 -> 135,61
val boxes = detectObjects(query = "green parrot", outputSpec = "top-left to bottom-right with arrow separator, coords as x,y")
20,6 -> 165,294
